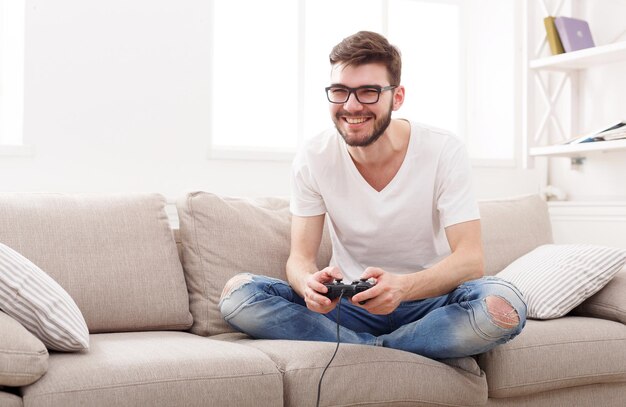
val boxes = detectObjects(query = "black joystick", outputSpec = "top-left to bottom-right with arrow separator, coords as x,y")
322,279 -> 374,304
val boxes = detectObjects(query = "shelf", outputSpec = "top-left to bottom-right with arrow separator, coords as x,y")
529,139 -> 626,157
529,41 -> 626,71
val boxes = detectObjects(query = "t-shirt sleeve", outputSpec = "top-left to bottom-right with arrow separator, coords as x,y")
289,150 -> 327,217
435,138 -> 480,228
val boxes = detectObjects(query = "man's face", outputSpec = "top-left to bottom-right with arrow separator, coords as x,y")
329,63 -> 400,147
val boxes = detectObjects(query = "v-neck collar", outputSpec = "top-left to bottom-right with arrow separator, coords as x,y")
340,121 -> 413,195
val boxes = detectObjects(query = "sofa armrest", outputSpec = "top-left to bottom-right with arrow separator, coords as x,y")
572,267 -> 626,324
0,312 -> 48,387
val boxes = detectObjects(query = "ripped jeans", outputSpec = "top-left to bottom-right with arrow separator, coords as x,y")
219,275 -> 527,359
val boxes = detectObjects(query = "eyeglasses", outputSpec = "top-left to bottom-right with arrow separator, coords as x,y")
325,85 -> 397,104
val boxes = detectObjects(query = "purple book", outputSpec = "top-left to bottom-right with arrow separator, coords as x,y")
554,16 -> 595,52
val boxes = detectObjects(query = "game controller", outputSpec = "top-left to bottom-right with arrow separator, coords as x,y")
322,279 -> 374,304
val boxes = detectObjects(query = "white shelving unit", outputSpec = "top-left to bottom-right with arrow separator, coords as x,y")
527,41 -> 626,159
523,1 -> 626,165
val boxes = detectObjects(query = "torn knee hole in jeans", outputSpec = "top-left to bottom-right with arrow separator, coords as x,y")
220,273 -> 254,302
485,295 -> 520,329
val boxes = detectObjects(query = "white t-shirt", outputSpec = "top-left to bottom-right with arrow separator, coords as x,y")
290,120 -> 480,283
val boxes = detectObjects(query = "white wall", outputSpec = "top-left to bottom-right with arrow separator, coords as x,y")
549,202 -> 626,249
1,0 -> 542,201
0,0 -> 292,199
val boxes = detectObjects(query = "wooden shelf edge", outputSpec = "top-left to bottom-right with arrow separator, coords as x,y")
529,41 -> 626,71
529,139 -> 626,157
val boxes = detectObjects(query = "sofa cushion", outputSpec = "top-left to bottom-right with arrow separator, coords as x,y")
0,193 -> 192,333
213,334 -> 487,407
0,390 -> 23,407
497,244 -> 626,319
21,331 -> 283,407
0,311 -> 48,387
573,267 -> 626,324
478,317 -> 626,398
176,192 -> 332,336
479,194 -> 553,276
486,383 -> 626,407
0,244 -> 89,351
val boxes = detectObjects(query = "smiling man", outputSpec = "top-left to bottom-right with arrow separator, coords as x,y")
219,31 -> 527,359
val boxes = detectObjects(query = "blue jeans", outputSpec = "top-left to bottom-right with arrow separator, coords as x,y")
219,274 -> 527,359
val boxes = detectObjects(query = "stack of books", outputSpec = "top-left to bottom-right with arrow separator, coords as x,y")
562,121 -> 626,145
544,16 -> 595,55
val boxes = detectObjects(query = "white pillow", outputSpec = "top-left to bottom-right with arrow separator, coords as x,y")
0,243 -> 89,352
497,244 -> 626,319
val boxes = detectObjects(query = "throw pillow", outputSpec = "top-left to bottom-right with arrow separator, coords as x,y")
0,311 -> 48,386
0,243 -> 89,351
176,192 -> 332,336
496,244 -> 626,319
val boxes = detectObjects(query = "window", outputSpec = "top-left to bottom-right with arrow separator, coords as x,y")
465,0 -> 516,162
0,0 -> 25,147
210,0 -> 299,154
302,0 -> 384,142
209,0 -> 516,163
387,0 -> 461,136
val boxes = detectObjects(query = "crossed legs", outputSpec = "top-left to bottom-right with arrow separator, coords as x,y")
219,274 -> 526,359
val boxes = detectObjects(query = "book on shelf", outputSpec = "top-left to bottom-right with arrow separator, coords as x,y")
562,120 -> 626,145
594,121 -> 626,141
544,16 -> 565,55
599,132 -> 626,141
554,16 -> 595,52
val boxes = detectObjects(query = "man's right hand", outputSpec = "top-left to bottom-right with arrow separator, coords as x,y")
303,266 -> 344,314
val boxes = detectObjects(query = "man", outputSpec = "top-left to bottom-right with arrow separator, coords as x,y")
219,31 -> 526,359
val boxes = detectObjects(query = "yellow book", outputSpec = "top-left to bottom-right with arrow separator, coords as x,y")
544,16 -> 565,55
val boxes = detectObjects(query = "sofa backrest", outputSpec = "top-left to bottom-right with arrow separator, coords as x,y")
176,192 -> 332,336
479,194 -> 554,275
0,193 -> 192,333
176,192 -> 553,336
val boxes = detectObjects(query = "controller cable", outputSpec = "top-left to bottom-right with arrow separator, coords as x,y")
316,289 -> 345,407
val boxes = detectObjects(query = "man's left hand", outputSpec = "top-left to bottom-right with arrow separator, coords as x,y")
351,267 -> 408,315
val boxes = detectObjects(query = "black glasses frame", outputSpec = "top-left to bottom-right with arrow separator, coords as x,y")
325,85 -> 397,104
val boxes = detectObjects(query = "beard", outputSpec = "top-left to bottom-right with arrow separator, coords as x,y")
333,99 -> 393,147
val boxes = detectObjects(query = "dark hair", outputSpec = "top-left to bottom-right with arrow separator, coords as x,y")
329,31 -> 402,86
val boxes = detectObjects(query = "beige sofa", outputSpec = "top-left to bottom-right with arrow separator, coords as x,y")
0,192 -> 624,407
